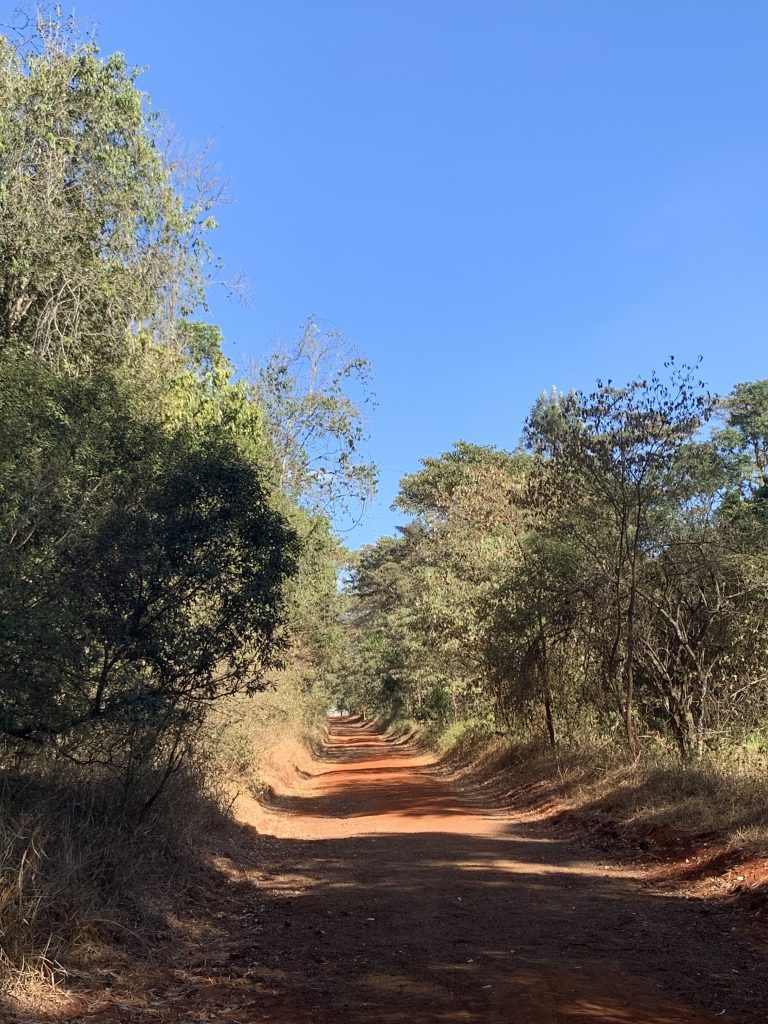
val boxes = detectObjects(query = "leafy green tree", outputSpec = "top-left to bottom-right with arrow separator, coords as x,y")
715,380 -> 768,508
342,369 -> 768,763
345,444 -> 529,723
0,355 -> 297,763
635,520 -> 765,757
251,317 -> 376,520
344,532 -> 428,718
0,15 -> 212,368
483,526 -> 583,746
0,14 -> 302,804
525,363 -> 715,751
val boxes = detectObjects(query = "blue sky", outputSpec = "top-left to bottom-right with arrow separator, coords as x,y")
25,2 -> 768,544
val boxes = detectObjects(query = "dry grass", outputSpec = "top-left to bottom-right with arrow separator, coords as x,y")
382,717 -> 424,746
204,675 -> 329,801
0,669 -> 328,1013
581,752 -> 768,845
0,676 -> 328,1003
0,761 -> 232,1002
437,724 -> 768,853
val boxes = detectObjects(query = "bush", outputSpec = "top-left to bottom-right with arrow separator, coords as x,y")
0,751 -> 232,994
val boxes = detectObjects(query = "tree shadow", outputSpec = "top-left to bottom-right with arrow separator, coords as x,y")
6,816 -> 766,1024
5,718 -> 766,1024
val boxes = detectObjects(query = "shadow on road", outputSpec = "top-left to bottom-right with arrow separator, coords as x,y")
8,718 -> 765,1024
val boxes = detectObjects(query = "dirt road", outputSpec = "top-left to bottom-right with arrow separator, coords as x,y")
66,717 -> 767,1024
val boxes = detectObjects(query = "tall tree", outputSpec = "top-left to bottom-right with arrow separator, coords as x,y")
0,13 -> 213,368
525,362 -> 714,751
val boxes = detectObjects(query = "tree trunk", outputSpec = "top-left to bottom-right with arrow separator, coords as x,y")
624,544 -> 640,755
624,660 -> 639,753
537,609 -> 556,748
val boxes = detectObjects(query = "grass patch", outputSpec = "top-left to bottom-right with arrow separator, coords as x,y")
0,676 -> 329,1011
436,724 -> 768,851
0,760 -> 231,1001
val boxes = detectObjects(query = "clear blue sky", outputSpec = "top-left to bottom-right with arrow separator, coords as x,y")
26,2 -> 768,545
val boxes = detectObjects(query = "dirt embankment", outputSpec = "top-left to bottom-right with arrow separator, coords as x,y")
10,717 -> 768,1024
435,731 -> 768,946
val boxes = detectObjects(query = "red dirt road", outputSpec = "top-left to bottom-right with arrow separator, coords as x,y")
50,717 -> 767,1024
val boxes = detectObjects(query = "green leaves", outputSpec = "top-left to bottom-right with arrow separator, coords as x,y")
251,317 -> 377,520
0,25 -> 213,367
0,350 -> 298,752
344,444 -> 530,722
347,368 -> 768,758
0,14 -> 307,777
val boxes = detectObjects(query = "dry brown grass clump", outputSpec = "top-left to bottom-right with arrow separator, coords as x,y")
0,756 -> 233,1007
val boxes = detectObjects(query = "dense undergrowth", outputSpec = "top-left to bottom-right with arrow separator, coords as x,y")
0,674 -> 328,1003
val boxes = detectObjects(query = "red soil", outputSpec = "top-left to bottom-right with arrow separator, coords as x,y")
35,717 -> 768,1023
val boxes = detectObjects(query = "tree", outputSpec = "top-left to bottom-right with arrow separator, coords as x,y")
525,362 -> 715,752
0,14 -> 303,801
0,13 -> 213,368
714,380 -> 768,508
251,317 -> 376,521
344,444 -> 529,723
0,353 -> 297,763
